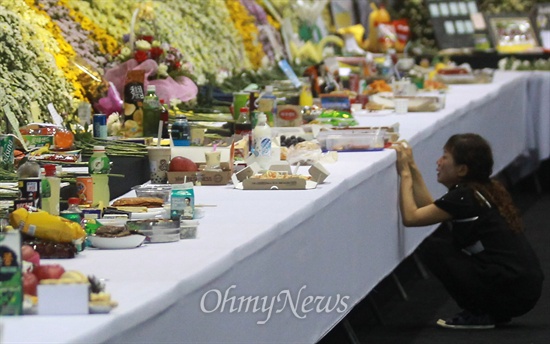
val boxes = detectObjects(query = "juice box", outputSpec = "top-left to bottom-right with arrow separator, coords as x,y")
170,183 -> 194,220
0,135 -> 15,169
0,231 -> 23,315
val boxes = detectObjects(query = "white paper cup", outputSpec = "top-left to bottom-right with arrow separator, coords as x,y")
204,151 -> 221,169
147,147 -> 171,184
394,99 -> 409,114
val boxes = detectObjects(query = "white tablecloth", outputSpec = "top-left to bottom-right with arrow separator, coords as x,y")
2,71 -> 549,344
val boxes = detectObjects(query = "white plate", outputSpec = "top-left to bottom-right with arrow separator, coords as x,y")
89,304 -> 114,314
88,234 -> 145,249
97,218 -> 128,227
130,207 -> 167,220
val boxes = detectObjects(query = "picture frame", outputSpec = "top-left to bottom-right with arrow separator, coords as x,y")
531,4 -> 550,51
426,0 -> 479,49
485,14 -> 540,53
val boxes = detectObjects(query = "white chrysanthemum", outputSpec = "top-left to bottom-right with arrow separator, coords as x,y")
157,63 -> 169,77
135,39 -> 151,51
120,46 -> 132,58
170,98 -> 183,108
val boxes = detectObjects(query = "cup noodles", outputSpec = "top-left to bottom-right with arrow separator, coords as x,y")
275,105 -> 302,127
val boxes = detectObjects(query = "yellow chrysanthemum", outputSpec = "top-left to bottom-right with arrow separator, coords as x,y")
225,0 -> 265,69
62,0 -> 120,56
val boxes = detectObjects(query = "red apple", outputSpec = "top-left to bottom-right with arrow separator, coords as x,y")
33,264 -> 65,281
22,244 -> 40,266
23,272 -> 38,296
169,156 -> 198,172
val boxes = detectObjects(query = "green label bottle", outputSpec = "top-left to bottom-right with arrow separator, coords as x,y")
142,85 -> 161,137
88,146 -> 111,174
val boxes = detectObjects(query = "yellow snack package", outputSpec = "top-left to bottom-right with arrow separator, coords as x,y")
9,208 -> 86,243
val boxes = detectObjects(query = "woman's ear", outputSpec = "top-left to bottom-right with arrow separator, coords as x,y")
457,164 -> 468,177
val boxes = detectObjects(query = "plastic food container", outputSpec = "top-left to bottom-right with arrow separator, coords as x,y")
126,219 -> 180,243
180,220 -> 199,239
325,133 -> 385,152
131,184 -> 172,203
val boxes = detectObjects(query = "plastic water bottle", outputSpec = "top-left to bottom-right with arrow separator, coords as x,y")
257,85 -> 277,126
41,164 -> 60,215
171,115 -> 190,146
60,197 -> 83,223
88,146 -> 110,175
253,112 -> 272,170
235,107 -> 252,149
143,85 -> 161,137
87,146 -> 111,208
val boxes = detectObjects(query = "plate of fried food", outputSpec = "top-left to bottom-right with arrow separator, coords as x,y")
110,197 -> 167,220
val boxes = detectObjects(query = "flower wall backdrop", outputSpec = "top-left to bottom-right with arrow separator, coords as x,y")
0,1 -> 74,133
1,0 -> 331,134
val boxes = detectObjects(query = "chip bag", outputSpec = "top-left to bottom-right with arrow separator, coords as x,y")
9,208 -> 86,243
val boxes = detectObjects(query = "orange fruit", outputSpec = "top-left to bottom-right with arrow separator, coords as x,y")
54,129 -> 74,149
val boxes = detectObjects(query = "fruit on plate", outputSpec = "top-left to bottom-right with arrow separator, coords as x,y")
33,264 -> 65,281
23,272 -> 39,296
21,244 -> 40,266
437,68 -> 470,75
60,270 -> 89,284
169,156 -> 198,172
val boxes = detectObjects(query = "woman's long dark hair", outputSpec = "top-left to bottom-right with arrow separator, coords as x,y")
444,133 -> 523,233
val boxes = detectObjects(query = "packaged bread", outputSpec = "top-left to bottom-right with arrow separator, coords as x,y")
111,197 -> 164,208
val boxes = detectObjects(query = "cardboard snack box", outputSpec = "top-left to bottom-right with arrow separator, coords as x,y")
167,162 -> 232,186
168,142 -> 235,186
232,162 -> 329,190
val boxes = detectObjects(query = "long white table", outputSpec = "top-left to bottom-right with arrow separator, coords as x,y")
1,71 -> 549,343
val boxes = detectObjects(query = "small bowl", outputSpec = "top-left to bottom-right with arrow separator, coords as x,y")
131,184 -> 172,203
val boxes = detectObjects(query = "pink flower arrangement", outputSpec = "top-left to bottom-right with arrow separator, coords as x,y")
98,34 -> 198,115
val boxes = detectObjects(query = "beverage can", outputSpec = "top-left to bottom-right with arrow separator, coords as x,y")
76,176 -> 94,206
93,114 -> 107,138
17,178 -> 42,208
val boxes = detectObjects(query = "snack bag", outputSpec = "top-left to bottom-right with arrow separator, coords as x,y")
393,19 -> 410,53
122,70 -> 145,137
9,208 -> 86,243
377,23 -> 397,53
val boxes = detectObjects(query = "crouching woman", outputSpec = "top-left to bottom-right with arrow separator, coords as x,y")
392,133 -> 543,329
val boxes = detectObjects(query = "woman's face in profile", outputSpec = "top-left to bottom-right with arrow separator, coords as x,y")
436,149 -> 463,188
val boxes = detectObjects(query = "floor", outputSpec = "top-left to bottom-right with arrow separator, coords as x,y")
318,161 -> 550,344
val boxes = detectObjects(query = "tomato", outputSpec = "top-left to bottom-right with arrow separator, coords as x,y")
23,272 -> 39,296
33,264 -> 65,281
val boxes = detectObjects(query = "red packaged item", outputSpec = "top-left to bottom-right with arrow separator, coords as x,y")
393,19 -> 410,53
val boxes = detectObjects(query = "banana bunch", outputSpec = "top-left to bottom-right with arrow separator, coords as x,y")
290,35 -> 344,63
90,291 -> 119,309
40,270 -> 90,285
